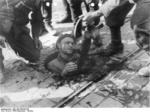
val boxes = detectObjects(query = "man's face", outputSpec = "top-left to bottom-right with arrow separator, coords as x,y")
59,37 -> 75,55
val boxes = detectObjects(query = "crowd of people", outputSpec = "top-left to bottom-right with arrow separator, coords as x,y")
0,0 -> 150,84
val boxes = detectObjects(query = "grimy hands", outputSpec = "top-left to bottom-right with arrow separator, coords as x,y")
62,62 -> 78,75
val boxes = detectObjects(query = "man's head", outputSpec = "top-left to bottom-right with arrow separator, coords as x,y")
56,34 -> 75,55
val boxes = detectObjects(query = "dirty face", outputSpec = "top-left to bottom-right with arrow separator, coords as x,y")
59,37 -> 75,55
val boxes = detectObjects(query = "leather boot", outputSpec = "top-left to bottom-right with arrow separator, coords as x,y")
89,27 -> 124,56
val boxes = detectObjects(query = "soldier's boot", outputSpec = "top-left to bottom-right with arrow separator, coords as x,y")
95,27 -> 123,56
0,49 -> 5,84
100,42 -> 124,56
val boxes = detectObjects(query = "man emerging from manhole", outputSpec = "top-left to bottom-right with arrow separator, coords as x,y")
45,32 -> 111,83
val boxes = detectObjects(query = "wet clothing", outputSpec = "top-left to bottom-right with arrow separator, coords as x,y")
47,48 -> 110,82
0,0 -> 43,62
47,53 -> 80,76
47,52 -> 98,78
47,32 -> 105,79
47,33 -> 93,77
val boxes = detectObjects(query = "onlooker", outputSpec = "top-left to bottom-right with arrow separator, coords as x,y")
83,0 -> 150,56
83,0 -> 134,56
0,0 -> 44,83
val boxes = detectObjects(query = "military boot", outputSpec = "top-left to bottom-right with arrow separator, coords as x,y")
90,27 -> 124,56
103,27 -> 124,56
99,42 -> 124,56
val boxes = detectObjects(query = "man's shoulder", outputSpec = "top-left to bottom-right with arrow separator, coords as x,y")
48,58 -> 59,67
47,57 -> 65,73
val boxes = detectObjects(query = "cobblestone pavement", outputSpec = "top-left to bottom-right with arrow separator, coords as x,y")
0,0 -> 149,108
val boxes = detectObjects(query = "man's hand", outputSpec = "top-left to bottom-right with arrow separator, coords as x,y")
62,62 -> 78,75
82,11 -> 101,26
34,38 -> 43,49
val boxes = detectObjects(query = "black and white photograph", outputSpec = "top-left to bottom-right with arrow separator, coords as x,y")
0,0 -> 150,111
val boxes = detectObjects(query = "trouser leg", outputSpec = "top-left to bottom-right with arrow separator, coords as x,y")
94,0 -> 134,56
42,0 -> 53,25
106,0 -> 134,45
67,0 -> 83,23
56,0 -> 72,23
62,0 -> 72,19
5,25 -> 40,63
67,0 -> 83,38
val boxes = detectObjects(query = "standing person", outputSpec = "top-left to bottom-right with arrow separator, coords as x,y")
0,0 -> 44,83
47,34 -> 78,76
83,0 -> 135,56
84,0 -> 150,56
